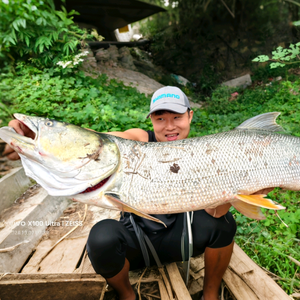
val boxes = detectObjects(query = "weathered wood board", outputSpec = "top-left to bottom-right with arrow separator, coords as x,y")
166,263 -> 192,300
223,243 -> 291,300
21,203 -> 120,274
76,250 -> 95,274
0,273 -> 106,300
22,238 -> 87,274
77,252 -> 171,300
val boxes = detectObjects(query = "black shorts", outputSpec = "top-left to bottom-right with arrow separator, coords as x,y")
86,210 -> 236,278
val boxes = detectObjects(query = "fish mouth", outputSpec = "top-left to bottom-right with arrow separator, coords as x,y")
79,172 -> 116,196
13,113 -> 39,138
80,175 -> 112,194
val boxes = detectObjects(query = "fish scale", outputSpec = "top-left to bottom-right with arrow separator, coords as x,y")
108,129 -> 300,214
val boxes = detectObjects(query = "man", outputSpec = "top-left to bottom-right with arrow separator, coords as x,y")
85,86 -> 235,300
3,86 -> 269,300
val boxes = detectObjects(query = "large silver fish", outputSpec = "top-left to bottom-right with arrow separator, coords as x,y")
0,112 -> 296,225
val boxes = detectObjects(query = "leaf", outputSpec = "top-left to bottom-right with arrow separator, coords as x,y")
3,35 -> 16,45
12,20 -> 19,31
36,17 -> 44,25
293,20 -> 300,26
270,62 -> 285,68
25,36 -> 30,47
252,55 -> 269,62
39,43 -> 44,53
19,18 -> 26,28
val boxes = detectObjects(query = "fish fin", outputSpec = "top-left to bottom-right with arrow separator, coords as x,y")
232,200 -> 266,220
104,192 -> 167,227
235,112 -> 284,132
234,194 -> 285,210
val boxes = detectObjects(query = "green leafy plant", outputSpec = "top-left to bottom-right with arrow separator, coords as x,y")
253,20 -> 300,69
253,43 -> 300,68
0,64 -> 152,132
0,0 -> 101,67
0,100 -> 13,125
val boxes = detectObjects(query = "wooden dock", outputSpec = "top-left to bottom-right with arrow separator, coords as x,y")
0,163 -> 294,300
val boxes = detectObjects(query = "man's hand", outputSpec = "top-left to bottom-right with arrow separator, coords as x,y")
253,188 -> 274,195
2,119 -> 35,160
205,188 -> 275,218
205,203 -> 232,218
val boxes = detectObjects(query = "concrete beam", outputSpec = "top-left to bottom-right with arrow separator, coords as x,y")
0,167 -> 31,213
0,186 -> 71,273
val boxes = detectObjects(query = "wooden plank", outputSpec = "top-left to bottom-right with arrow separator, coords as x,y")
0,272 -> 103,280
0,273 -> 167,300
75,257 -> 170,300
76,250 -> 96,274
223,267 -> 260,299
39,237 -> 87,273
190,254 -> 204,274
157,278 -> 171,300
72,205 -> 120,274
22,237 -> 87,273
166,263 -> 192,300
0,273 -> 105,300
78,253 -> 170,300
22,203 -> 91,274
223,243 -> 290,300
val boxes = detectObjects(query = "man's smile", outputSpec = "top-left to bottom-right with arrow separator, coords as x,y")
165,133 -> 179,141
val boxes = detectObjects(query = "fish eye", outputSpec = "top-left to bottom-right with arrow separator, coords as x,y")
45,120 -> 53,127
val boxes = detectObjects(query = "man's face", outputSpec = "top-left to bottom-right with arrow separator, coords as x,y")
150,110 -> 194,142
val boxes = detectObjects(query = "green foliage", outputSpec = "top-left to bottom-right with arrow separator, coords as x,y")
141,0 -> 293,86
253,20 -> 300,69
190,78 -> 300,137
0,101 -> 13,125
0,0 -> 100,67
139,0 -> 178,39
250,64 -> 294,83
0,64 -> 152,132
253,43 -> 300,69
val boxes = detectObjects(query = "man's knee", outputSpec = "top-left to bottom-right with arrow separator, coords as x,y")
87,219 -> 124,254
86,219 -> 130,277
193,211 -> 237,251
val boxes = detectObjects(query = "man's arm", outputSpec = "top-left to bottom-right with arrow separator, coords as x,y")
2,120 -> 149,160
106,128 -> 149,142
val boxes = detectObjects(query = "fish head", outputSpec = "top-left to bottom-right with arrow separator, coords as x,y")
0,113 -> 120,195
